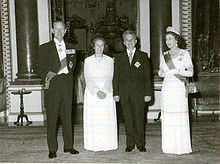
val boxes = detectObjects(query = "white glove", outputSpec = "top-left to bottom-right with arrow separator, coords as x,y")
169,69 -> 179,74
165,69 -> 179,76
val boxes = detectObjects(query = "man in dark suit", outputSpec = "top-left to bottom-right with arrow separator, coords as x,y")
37,21 -> 79,159
113,30 -> 152,152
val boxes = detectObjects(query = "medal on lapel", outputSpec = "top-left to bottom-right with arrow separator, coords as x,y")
134,61 -> 141,68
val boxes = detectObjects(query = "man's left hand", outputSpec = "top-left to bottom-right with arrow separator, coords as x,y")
144,96 -> 151,102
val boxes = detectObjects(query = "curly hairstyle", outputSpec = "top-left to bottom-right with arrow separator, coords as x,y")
89,35 -> 108,54
165,31 -> 187,49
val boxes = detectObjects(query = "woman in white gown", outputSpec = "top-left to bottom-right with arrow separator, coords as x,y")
158,26 -> 193,155
83,37 -> 118,151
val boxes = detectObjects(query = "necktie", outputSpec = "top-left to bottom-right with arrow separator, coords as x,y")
129,51 -> 133,65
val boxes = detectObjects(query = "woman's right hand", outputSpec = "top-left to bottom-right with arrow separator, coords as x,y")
169,69 -> 179,74
165,69 -> 179,76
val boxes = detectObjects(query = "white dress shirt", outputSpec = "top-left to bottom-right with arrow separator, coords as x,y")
126,48 -> 136,62
54,38 -> 69,74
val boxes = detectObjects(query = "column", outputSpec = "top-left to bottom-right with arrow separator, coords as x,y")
139,0 -> 150,56
150,0 -> 172,74
38,0 -> 51,45
7,0 -> 49,125
14,0 -> 40,82
172,0 -> 181,31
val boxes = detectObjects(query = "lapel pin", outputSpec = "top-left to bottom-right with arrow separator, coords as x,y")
134,61 -> 141,68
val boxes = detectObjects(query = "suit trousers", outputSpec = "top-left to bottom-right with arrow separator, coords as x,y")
44,73 -> 73,152
120,94 -> 146,148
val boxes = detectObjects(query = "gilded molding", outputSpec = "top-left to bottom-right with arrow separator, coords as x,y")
1,0 -> 12,112
181,0 -> 192,54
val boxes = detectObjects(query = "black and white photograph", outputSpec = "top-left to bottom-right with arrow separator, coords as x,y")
0,0 -> 219,163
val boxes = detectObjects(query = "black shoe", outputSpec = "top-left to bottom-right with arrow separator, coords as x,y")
138,147 -> 146,152
48,152 -> 57,159
64,148 -> 79,154
125,147 -> 133,152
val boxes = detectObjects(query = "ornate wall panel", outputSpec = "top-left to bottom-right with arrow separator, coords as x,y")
1,0 -> 12,113
180,0 -> 192,54
181,0 -> 220,115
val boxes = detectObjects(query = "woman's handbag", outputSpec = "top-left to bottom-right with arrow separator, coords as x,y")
186,78 -> 198,94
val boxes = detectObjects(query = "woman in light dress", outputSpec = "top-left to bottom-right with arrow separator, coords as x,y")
158,26 -> 193,155
83,36 -> 118,151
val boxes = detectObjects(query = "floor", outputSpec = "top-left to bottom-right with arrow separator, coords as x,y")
0,118 -> 219,164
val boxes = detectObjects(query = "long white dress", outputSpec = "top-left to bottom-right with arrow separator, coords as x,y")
159,49 -> 193,155
83,54 -> 118,151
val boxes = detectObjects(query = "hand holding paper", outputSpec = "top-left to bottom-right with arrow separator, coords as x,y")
44,71 -> 56,89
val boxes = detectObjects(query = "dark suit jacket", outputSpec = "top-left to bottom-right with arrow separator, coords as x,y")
36,40 -> 77,83
113,49 -> 152,100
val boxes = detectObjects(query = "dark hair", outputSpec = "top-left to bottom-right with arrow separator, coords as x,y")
165,31 -> 187,49
90,36 -> 108,52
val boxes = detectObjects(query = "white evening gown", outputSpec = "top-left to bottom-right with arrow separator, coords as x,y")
160,50 -> 193,155
83,54 -> 118,151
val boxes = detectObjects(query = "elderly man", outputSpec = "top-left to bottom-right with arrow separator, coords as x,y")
37,20 -> 78,158
113,30 -> 152,152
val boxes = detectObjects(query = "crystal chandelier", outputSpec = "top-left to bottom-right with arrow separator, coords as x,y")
90,0 -> 132,39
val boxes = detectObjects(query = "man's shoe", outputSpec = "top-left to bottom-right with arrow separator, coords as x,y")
64,148 -> 79,154
138,147 -> 146,152
48,152 -> 57,159
125,147 -> 133,152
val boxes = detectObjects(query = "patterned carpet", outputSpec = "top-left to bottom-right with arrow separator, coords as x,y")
0,120 -> 219,164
